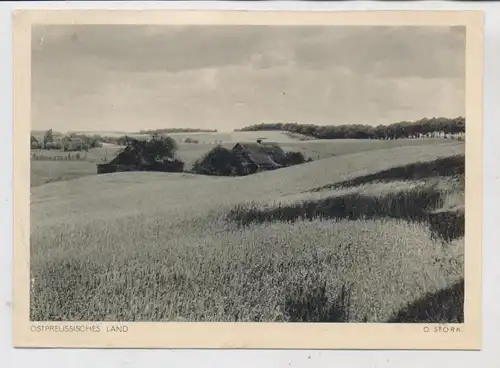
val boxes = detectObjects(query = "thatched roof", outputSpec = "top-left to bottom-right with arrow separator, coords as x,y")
107,146 -> 145,166
233,142 -> 287,167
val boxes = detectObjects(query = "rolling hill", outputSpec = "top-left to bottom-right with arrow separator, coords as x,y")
30,141 -> 465,322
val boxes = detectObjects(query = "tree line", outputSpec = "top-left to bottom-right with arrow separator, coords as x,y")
135,128 -> 218,134
235,117 -> 465,140
31,129 -> 104,151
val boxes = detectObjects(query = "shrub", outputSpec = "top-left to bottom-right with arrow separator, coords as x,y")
192,145 -> 241,176
285,151 -> 307,166
184,138 -> 200,144
44,141 -> 62,150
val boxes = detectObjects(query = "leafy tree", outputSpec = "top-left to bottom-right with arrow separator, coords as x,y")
147,133 -> 178,161
121,134 -> 178,166
43,129 -> 53,146
285,151 -> 307,166
192,145 -> 240,176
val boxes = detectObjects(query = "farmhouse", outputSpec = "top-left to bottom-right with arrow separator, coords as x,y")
190,139 -> 293,177
232,140 -> 288,174
96,138 -> 184,174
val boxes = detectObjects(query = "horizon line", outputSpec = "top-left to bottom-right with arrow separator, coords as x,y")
31,115 -> 465,135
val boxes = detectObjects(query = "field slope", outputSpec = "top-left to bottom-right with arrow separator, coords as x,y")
30,141 -> 465,322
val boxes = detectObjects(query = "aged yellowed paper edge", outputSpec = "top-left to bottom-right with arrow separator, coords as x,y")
13,9 -> 483,349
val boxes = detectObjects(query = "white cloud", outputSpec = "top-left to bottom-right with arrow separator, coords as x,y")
31,25 -> 465,132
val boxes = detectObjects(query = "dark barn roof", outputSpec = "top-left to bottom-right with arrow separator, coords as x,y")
233,142 -> 287,168
107,145 -> 145,166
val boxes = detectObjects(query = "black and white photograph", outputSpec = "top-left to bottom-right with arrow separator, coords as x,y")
13,9 -> 483,349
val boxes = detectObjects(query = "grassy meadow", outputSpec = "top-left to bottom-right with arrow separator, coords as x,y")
29,136 -> 466,322
30,144 -> 123,187
30,129 -> 459,186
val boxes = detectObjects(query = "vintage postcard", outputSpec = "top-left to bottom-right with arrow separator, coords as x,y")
13,9 -> 483,349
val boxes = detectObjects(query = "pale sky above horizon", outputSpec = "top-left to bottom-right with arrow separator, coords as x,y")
31,25 -> 465,133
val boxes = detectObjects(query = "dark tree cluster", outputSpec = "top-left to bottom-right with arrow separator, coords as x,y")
123,133 -> 179,163
285,151 -> 310,166
191,145 -> 241,176
96,134 -> 184,174
66,133 -> 103,149
191,146 -> 310,177
236,117 -> 465,140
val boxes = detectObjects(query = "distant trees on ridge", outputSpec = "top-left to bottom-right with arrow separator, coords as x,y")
235,117 -> 465,140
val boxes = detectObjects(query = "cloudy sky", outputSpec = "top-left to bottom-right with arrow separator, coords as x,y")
31,25 -> 465,132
